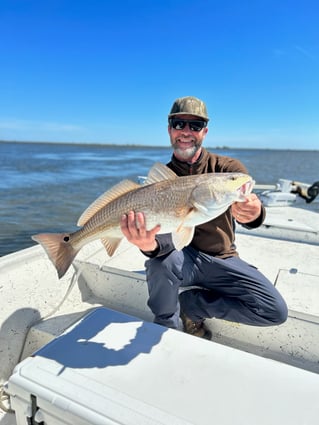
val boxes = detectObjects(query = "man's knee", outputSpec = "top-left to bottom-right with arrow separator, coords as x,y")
273,297 -> 288,325
261,294 -> 288,326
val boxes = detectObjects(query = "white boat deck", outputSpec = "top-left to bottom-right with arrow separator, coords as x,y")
1,205 -> 319,424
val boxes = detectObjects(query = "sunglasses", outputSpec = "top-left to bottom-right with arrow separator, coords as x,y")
169,118 -> 207,132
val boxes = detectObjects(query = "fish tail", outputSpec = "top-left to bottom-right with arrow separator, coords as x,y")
32,233 -> 79,279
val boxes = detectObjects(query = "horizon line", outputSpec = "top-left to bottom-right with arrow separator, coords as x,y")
1,139 -> 318,152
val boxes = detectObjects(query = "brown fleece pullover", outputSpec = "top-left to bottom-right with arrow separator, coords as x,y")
143,148 -> 265,258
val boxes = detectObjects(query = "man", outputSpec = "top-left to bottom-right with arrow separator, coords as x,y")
120,96 -> 288,339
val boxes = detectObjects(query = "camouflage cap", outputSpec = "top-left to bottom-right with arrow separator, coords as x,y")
168,96 -> 209,121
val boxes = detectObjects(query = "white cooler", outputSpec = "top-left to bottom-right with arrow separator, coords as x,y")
6,307 -> 319,425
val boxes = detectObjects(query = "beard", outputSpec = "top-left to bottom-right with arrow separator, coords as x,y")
171,140 -> 201,161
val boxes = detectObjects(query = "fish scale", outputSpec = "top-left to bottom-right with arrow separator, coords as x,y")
32,163 -> 254,278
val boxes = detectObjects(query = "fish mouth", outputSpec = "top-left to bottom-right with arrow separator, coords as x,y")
238,179 -> 255,199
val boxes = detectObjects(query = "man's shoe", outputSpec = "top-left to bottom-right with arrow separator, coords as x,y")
180,310 -> 212,340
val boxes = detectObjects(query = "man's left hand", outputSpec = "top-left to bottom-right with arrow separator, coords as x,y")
231,194 -> 262,224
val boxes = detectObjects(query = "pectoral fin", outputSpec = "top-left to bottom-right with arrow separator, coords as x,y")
193,201 -> 210,216
172,227 -> 195,251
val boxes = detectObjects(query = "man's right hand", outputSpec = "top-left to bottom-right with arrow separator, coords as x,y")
120,211 -> 161,252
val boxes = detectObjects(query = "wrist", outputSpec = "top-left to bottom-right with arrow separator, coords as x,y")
141,240 -> 159,255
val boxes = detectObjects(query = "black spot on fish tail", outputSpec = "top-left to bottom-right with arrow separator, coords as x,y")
31,232 -> 79,279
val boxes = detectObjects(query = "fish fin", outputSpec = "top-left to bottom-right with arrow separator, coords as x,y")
193,201 -> 211,217
77,180 -> 140,226
32,233 -> 79,279
144,162 -> 177,185
101,237 -> 123,257
172,227 -> 195,251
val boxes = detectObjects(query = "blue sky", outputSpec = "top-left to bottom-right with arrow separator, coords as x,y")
1,0 -> 318,149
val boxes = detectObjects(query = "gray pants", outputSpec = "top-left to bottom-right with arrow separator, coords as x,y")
145,246 -> 288,329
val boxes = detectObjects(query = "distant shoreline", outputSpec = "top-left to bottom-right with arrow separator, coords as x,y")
1,140 -> 317,152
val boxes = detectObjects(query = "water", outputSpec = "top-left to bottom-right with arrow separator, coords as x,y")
1,141 -> 319,256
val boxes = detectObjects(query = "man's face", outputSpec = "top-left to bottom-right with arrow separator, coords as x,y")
168,114 -> 208,162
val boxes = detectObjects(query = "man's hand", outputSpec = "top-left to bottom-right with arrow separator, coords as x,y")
231,194 -> 262,223
120,211 -> 161,252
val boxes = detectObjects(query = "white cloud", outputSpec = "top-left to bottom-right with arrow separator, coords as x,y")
294,45 -> 317,61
